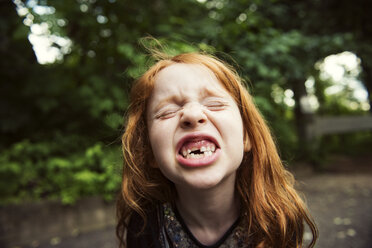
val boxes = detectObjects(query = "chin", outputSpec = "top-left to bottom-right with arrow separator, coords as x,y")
184,176 -> 226,190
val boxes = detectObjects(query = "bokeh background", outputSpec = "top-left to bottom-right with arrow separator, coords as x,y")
1,0 -> 372,247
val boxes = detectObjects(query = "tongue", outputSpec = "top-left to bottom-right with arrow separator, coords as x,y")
182,139 -> 215,151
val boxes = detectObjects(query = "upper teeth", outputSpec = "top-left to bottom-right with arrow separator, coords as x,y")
181,145 -> 216,157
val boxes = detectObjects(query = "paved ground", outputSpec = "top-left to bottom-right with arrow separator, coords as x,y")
298,173 -> 372,248
21,156 -> 372,248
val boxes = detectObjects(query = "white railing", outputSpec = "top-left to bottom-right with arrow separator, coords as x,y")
306,115 -> 372,139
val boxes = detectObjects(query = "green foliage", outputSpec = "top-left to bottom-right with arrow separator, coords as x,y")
2,0 -> 371,205
0,136 -> 122,205
319,131 -> 372,157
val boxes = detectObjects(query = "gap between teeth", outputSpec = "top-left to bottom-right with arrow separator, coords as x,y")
184,151 -> 214,159
181,146 -> 216,158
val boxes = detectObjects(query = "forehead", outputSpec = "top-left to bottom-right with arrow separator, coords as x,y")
152,63 -> 228,96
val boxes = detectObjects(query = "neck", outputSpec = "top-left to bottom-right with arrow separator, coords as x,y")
175,174 -> 240,245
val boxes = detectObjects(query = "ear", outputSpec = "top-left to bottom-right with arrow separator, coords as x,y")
243,131 -> 251,152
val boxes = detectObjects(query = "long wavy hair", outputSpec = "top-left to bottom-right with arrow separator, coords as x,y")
117,51 -> 318,248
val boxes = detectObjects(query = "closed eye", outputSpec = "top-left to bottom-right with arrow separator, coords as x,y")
155,108 -> 179,119
205,100 -> 228,111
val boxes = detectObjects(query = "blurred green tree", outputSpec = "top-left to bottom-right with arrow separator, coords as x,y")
1,0 -> 370,204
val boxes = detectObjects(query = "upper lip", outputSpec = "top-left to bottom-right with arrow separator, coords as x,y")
176,132 -> 220,154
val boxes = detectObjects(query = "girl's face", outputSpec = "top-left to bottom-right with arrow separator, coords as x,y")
146,63 -> 248,190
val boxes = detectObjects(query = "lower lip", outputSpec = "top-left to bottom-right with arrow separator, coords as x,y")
176,149 -> 221,168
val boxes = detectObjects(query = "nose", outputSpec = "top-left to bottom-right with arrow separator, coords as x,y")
180,103 -> 207,129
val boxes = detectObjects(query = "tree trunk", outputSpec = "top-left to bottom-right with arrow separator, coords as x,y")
290,78 -> 315,159
360,56 -> 372,113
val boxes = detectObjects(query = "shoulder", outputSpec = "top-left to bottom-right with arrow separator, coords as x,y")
126,204 -> 162,248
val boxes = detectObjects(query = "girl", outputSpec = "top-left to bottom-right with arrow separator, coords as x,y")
117,50 -> 317,248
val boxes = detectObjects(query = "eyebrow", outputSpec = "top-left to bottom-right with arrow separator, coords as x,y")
152,95 -> 181,113
203,87 -> 226,97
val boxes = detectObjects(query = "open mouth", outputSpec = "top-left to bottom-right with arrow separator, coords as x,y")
179,139 -> 217,159
176,134 -> 221,167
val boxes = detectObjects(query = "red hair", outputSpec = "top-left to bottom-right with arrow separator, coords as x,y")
117,52 -> 317,248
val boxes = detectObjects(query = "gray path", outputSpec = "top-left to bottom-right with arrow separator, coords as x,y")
298,173 -> 372,248
24,168 -> 372,248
